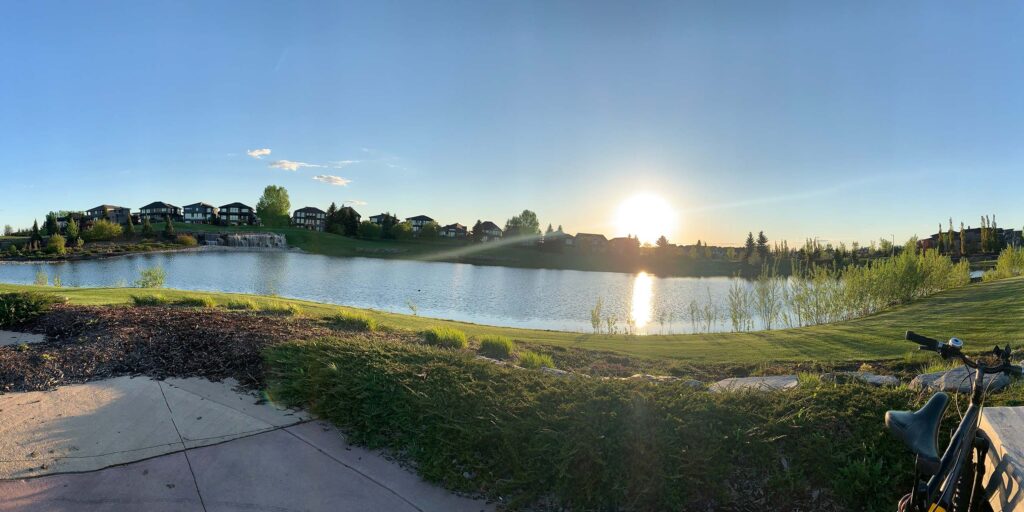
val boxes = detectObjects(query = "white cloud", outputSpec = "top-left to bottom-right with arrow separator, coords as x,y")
270,160 -> 322,171
330,160 -> 361,168
346,200 -> 367,206
312,175 -> 352,186
247,148 -> 271,159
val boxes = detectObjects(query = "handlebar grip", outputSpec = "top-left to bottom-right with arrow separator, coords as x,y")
906,331 -> 939,349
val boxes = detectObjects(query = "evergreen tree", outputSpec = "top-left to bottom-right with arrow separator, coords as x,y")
545,224 -> 554,236
142,217 -> 154,238
163,215 -> 175,239
45,212 -> 59,236
125,215 -> 135,237
743,232 -> 755,261
325,202 -> 340,234
471,220 -> 484,243
379,213 -> 396,239
756,231 -> 769,259
342,208 -> 359,236
65,218 -> 79,241
960,222 -> 966,257
556,224 -> 564,233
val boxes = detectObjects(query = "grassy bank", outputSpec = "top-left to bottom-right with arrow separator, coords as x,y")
3,276 -> 1023,364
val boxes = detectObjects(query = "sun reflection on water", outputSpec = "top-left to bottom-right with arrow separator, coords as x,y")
630,271 -> 653,331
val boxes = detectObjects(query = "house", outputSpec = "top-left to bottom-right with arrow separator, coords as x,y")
338,206 -> 362,224
292,206 -> 327,232
56,212 -> 85,231
139,201 -> 183,222
608,236 -> 640,255
405,215 -> 434,233
85,205 -> 133,225
574,233 -> 608,251
478,221 -> 503,242
440,223 -> 468,239
218,202 -> 257,226
369,213 -> 399,226
183,202 -> 219,224
545,230 -> 574,246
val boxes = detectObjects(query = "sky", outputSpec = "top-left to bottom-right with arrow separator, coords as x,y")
2,1 -> 1024,246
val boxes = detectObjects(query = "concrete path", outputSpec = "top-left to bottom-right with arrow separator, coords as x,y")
0,377 -> 492,512
0,330 -> 45,347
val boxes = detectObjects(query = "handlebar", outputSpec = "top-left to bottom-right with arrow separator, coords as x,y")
905,330 -> 939,350
905,330 -> 1023,376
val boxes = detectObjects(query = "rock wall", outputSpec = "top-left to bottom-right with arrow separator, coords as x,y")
196,232 -> 288,249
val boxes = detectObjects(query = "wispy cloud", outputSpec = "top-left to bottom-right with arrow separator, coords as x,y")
345,200 -> 367,206
247,148 -> 271,159
312,175 -> 352,186
330,160 -> 361,169
270,160 -> 322,171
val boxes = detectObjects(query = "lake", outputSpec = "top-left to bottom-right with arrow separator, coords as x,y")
0,249 -> 767,334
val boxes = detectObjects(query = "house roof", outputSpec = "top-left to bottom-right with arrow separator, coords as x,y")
183,202 -> 216,209
295,206 -> 326,214
140,201 -> 178,210
219,202 -> 252,209
406,215 -> 434,222
88,205 -> 127,211
369,213 -> 398,219
575,233 -> 608,242
442,223 -> 466,230
479,221 -> 502,231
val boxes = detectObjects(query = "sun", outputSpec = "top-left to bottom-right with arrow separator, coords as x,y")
614,193 -> 677,244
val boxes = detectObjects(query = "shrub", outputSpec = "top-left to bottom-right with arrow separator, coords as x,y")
478,335 -> 515,360
423,327 -> 468,349
264,338 -> 921,511
175,295 -> 217,308
134,266 -> 166,288
262,302 -> 302,316
357,220 -> 382,239
33,271 -> 48,286
983,246 -> 1024,281
83,219 -> 123,242
329,312 -> 379,332
0,292 -> 60,327
46,234 -> 67,256
518,350 -> 555,369
175,234 -> 198,247
225,299 -> 259,310
131,294 -> 171,306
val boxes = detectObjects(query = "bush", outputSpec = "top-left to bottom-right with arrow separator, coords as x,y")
357,220 -> 382,239
983,246 -> 1024,281
46,234 -> 67,256
134,267 -> 166,288
518,350 -> 555,369
261,302 -> 302,316
423,327 -> 468,349
131,294 -> 171,306
175,295 -> 217,308
225,299 -> 259,310
0,292 -> 60,327
264,338 -> 920,511
478,335 -> 515,360
175,234 -> 198,247
83,219 -> 123,242
329,312 -> 379,332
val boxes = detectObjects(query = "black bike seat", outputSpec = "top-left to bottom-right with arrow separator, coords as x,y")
885,392 -> 950,475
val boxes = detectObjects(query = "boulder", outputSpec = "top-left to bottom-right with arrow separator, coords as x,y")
540,367 -> 570,378
823,371 -> 899,387
910,366 -> 1010,394
626,374 -> 704,389
709,375 -> 799,393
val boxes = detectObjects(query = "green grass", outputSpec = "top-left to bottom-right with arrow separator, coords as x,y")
4,276 -> 1024,364
130,294 -> 171,306
328,312 -> 380,332
478,335 -> 515,360
174,295 -> 217,308
423,327 -> 468,349
518,350 -> 555,369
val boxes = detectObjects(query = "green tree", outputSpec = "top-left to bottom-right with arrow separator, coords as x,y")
357,220 -> 382,239
470,220 -> 484,243
418,221 -> 440,239
83,219 -> 123,241
960,222 -> 966,257
342,208 -> 360,236
655,235 -> 669,248
756,231 -> 769,259
256,185 -> 291,227
325,202 -> 341,234
141,217 -> 154,238
45,212 -> 59,236
163,215 -> 175,239
743,232 -> 755,261
504,210 -> 541,238
3,225 -> 12,236
391,221 -> 414,240
65,218 -> 79,241
46,234 -> 67,256
379,213 -> 397,239
29,220 -> 42,250
124,215 -> 135,237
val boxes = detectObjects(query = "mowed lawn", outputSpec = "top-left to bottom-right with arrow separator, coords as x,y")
2,277 -> 1023,364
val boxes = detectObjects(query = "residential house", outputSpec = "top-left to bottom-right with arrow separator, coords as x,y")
139,202 -> 183,222
218,202 -> 257,226
183,202 -> 219,224
369,213 -> 399,226
608,236 -> 640,255
473,221 -> 502,242
292,206 -> 327,232
405,215 -> 434,234
440,223 -> 468,239
56,212 -> 85,231
574,233 -> 608,252
85,205 -> 132,225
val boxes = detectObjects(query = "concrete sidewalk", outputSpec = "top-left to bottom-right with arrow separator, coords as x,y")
0,377 -> 492,512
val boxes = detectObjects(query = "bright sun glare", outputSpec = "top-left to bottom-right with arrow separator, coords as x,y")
614,193 -> 677,244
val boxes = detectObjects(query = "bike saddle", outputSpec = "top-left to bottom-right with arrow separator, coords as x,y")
885,392 -> 950,475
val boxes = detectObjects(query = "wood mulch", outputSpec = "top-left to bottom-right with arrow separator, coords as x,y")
0,304 -> 359,392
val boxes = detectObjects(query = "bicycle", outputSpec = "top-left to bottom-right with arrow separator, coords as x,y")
886,331 -> 1022,512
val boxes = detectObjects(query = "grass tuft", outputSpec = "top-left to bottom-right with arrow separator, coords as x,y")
423,327 -> 468,349
130,294 -> 171,306
518,350 -> 555,369
478,335 -> 515,360
174,295 -> 217,308
328,312 -> 380,332
224,299 -> 259,310
261,302 -> 302,316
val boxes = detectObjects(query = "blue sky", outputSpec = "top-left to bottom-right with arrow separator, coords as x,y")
2,1 -> 1023,245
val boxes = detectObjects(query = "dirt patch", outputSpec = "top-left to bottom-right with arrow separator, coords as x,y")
0,304 -> 388,392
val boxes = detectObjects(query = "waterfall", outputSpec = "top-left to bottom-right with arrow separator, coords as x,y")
197,232 -> 288,249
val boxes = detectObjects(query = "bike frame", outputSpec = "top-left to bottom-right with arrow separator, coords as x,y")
911,363 -> 992,512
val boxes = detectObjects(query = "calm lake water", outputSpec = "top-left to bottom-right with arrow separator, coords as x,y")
0,250 -> 763,334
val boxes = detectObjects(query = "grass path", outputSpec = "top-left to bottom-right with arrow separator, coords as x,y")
3,277 -> 1023,364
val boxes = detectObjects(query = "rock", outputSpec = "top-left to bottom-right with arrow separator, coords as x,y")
474,356 -> 506,366
539,367 -> 570,377
823,371 -> 899,387
0,331 -> 45,347
910,366 -> 1009,393
709,375 -> 799,393
625,374 -> 704,389
194,232 -> 287,249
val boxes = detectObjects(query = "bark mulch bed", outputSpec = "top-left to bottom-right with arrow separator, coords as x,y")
0,304 -> 392,392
